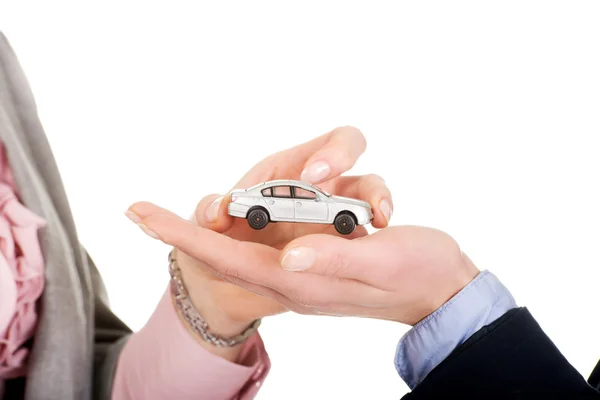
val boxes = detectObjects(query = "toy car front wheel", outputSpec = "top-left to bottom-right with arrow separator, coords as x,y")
333,213 -> 356,235
247,208 -> 269,230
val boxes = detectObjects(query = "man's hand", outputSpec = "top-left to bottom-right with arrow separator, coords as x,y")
131,214 -> 479,326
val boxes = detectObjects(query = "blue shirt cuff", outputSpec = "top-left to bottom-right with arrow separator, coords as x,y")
394,270 -> 517,389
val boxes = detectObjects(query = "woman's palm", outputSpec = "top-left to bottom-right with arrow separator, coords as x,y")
183,174 -> 369,323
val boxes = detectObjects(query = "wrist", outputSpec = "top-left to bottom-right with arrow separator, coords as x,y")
410,252 -> 480,326
169,251 -> 259,362
187,285 -> 255,337
174,250 -> 257,337
169,292 -> 247,362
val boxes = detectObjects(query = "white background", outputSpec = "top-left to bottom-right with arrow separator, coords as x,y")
1,1 -> 600,398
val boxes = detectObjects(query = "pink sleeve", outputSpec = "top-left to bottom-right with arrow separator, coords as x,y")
111,288 -> 270,400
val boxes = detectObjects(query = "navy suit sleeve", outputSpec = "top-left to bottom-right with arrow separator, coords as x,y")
402,307 -> 600,399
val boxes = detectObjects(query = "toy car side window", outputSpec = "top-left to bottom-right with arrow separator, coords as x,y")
294,187 -> 317,199
261,188 -> 272,197
272,186 -> 291,198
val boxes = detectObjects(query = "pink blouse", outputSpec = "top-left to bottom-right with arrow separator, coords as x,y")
0,142 -> 270,399
0,143 -> 46,382
112,289 -> 270,399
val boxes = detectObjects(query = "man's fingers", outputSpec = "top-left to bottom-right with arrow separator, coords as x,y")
299,126 -> 366,184
325,174 -> 393,227
280,231 -> 403,292
217,274 -> 346,316
193,193 -> 235,232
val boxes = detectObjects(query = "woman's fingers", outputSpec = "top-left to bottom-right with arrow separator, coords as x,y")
193,193 -> 235,232
233,126 -> 367,190
131,208 -> 386,308
127,201 -> 177,219
126,201 -> 179,237
139,213 -> 280,282
298,126 -> 367,184
128,202 -> 301,307
324,174 -> 393,228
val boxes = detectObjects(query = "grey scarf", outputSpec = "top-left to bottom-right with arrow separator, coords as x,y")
0,31 -> 130,400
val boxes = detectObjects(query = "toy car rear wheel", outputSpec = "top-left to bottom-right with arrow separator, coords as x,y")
334,213 -> 356,235
247,208 -> 269,230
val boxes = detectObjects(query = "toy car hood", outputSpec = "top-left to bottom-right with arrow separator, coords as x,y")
328,195 -> 371,208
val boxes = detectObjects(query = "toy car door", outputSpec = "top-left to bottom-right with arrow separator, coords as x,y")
266,186 -> 295,219
292,187 -> 328,221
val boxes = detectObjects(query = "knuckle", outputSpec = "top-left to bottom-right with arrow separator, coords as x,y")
257,152 -> 276,167
359,174 -> 386,192
358,173 -> 390,199
365,173 -> 385,184
262,153 -> 280,174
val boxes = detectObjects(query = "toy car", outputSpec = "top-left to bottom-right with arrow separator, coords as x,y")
227,179 -> 373,234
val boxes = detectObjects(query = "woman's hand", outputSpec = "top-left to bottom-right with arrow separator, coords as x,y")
127,126 -> 395,336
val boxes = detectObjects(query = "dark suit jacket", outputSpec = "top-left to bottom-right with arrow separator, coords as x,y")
402,307 -> 600,399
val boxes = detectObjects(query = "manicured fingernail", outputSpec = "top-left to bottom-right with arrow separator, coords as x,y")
281,247 -> 317,271
204,196 -> 223,222
125,210 -> 142,224
300,161 -> 331,183
380,199 -> 393,222
138,223 -> 160,240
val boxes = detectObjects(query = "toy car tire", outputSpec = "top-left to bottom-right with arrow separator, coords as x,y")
333,212 -> 356,235
247,208 -> 270,230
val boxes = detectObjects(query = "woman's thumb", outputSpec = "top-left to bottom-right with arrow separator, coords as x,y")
193,193 -> 235,232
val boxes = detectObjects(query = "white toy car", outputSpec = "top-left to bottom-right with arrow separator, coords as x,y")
227,179 -> 373,234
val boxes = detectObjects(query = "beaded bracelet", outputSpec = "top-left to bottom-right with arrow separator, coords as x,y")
168,251 -> 261,347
